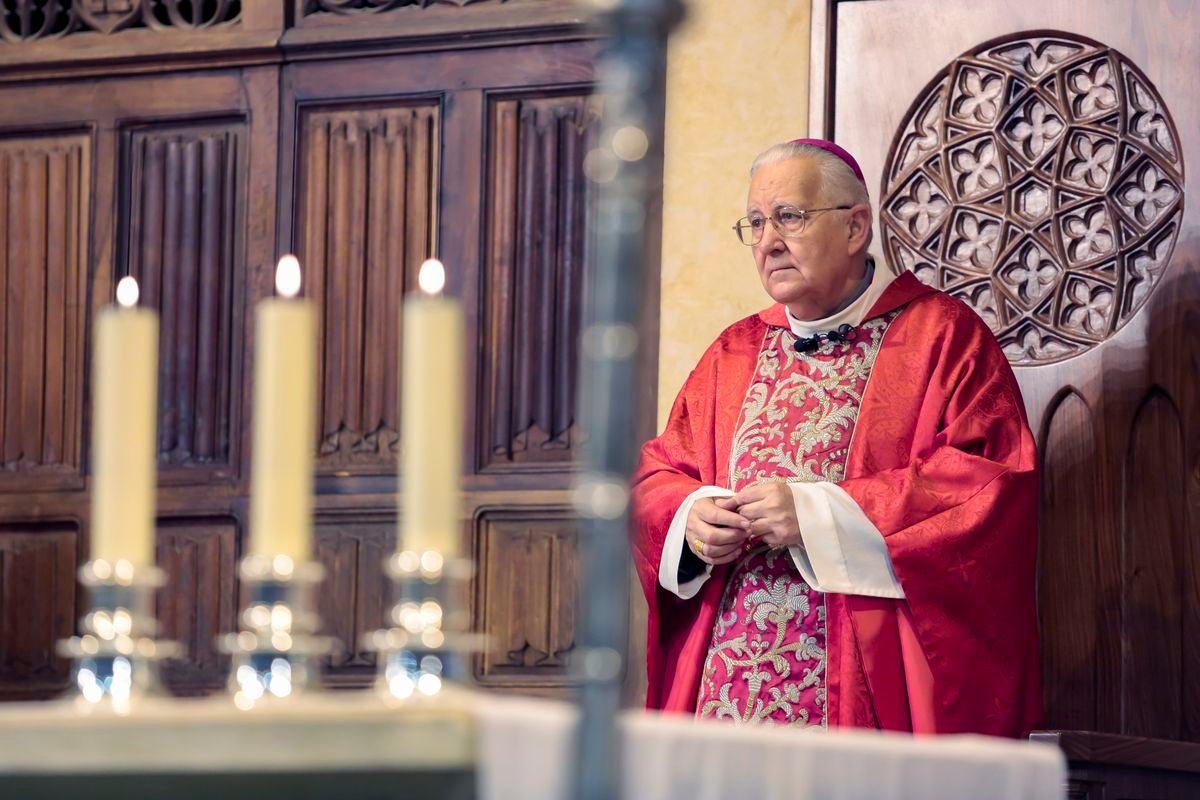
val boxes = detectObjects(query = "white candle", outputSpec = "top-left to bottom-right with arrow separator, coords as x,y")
249,256 -> 315,560
400,259 -> 463,557
92,277 -> 159,568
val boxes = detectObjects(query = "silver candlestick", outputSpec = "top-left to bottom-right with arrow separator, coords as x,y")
220,554 -> 337,709
363,549 -> 483,702
57,559 -> 182,713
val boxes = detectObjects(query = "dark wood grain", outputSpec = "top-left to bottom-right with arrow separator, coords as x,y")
0,136 -> 88,491
1123,390 -> 1187,739
124,124 -> 242,478
473,508 -> 580,689
0,525 -> 77,699
1032,730 -> 1200,799
481,92 -> 600,471
155,518 -> 239,696
297,104 -> 437,475
1040,389 -> 1104,731
313,516 -> 394,687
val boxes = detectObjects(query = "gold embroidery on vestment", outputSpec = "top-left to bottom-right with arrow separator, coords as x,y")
699,314 -> 896,727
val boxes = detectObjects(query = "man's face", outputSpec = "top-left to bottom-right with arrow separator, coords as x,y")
746,157 -> 862,319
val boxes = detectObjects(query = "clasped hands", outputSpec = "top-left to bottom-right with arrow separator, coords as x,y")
686,483 -> 801,566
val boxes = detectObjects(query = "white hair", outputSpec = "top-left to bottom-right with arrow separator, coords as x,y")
750,141 -> 870,208
749,141 -> 872,250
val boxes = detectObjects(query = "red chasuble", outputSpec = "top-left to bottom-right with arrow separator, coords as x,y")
631,272 -> 1043,737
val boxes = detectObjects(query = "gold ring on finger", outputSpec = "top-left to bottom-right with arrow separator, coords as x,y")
692,538 -> 704,556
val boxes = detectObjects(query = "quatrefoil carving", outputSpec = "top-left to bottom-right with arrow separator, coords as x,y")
881,31 -> 1185,365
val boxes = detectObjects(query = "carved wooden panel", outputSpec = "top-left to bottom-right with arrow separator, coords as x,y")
0,525 -> 77,698
0,134 -> 89,490
1123,390 -> 1190,739
296,103 -> 438,475
300,0 -> 507,17
314,517 -> 394,684
880,32 -> 1185,365
481,92 -> 599,471
155,518 -> 238,695
0,0 -> 241,42
1039,390 -> 1119,733
831,3 -> 1200,749
123,123 -> 242,478
474,509 -> 579,687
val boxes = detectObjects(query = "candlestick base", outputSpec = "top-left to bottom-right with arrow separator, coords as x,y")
56,560 -> 182,714
220,554 -> 338,710
362,551 -> 485,702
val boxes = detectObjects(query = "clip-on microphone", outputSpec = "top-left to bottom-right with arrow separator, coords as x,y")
793,323 -> 857,354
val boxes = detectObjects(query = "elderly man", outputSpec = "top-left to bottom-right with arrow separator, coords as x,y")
631,139 -> 1042,737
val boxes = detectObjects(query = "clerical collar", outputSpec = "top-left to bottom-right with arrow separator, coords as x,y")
786,257 -> 896,338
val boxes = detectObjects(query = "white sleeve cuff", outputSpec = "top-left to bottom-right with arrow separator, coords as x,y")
657,485 -> 735,599
787,482 -> 905,599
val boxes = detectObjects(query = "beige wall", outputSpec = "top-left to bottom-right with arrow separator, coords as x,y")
656,2 -> 812,427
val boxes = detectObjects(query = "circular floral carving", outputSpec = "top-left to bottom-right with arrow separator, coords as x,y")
880,31 -> 1185,365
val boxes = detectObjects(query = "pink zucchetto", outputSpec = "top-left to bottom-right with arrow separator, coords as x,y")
788,138 -> 867,188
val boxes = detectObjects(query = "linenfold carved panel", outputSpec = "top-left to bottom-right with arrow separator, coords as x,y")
880,32 -> 1185,365
474,509 -> 579,686
123,123 -> 242,476
0,525 -> 77,697
482,92 -> 599,470
296,103 -> 438,474
0,0 -> 241,42
155,518 -> 238,694
0,134 -> 89,488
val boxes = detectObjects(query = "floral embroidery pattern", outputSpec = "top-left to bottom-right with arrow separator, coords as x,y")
697,315 -> 893,727
698,548 -> 826,725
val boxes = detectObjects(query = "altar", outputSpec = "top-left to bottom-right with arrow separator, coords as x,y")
0,692 -> 1065,800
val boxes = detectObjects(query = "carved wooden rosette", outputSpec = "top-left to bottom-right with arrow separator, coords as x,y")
880,32 -> 1185,365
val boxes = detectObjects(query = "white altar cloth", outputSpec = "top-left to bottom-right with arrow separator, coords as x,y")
0,690 -> 1065,800
476,694 -> 1067,800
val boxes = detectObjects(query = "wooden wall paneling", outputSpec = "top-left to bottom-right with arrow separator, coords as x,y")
0,524 -> 77,699
235,65 -> 282,491
439,85 -> 484,490
313,515 -> 395,687
823,3 -> 1200,751
294,101 -> 438,476
481,90 -> 599,472
0,133 -> 90,493
283,0 -> 594,48
154,517 -> 239,695
0,3 -> 283,84
122,120 -> 244,482
1040,388 -> 1113,732
1143,264 -> 1200,744
473,508 -> 579,691
1122,390 -> 1186,739
279,42 -> 601,496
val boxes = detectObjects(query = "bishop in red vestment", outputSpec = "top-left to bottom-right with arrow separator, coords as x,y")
631,139 -> 1042,737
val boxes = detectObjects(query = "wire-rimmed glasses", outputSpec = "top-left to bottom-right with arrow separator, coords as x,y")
732,205 -> 853,246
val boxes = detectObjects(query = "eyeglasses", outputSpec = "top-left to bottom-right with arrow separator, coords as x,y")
732,205 -> 854,246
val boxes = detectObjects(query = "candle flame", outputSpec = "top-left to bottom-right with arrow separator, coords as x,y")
115,276 -> 140,308
275,255 -> 302,299
418,259 -> 446,296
